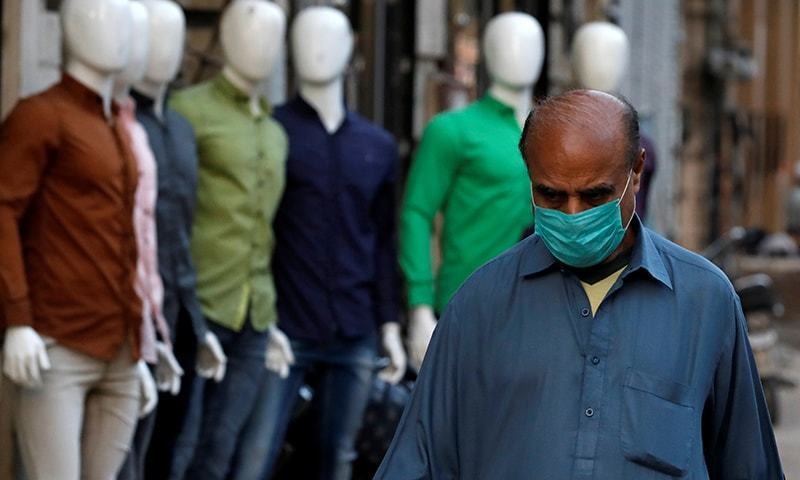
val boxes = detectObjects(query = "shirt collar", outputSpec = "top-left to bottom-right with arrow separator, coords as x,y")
289,94 -> 352,131
213,73 -> 272,117
61,74 -> 116,115
519,215 -> 673,290
478,93 -> 518,119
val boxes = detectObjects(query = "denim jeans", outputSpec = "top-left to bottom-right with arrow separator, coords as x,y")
185,320 -> 269,480
230,334 -> 377,480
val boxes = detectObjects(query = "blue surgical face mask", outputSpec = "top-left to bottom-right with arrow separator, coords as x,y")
532,171 -> 636,268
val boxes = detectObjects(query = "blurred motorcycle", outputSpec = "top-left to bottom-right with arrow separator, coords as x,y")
702,227 -> 795,424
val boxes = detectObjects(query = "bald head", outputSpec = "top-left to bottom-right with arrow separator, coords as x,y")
519,89 -> 639,170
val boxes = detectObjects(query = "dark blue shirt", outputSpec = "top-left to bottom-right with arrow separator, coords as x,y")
376,220 -> 783,479
272,96 -> 399,343
132,90 -> 207,341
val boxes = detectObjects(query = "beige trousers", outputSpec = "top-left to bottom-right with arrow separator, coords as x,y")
14,340 -> 140,480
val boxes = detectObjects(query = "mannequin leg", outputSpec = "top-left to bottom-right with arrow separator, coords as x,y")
185,321 -> 269,480
81,342 -> 140,480
14,343 -> 101,480
314,335 -> 377,480
228,352 -> 309,480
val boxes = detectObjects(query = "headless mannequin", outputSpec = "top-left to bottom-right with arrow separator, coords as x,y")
133,0 -> 227,382
2,0 -> 147,390
264,7 -> 406,384
219,0 -> 285,118
406,12 -> 544,371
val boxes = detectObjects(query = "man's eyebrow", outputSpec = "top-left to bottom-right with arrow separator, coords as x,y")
577,183 -> 616,196
532,184 -> 566,195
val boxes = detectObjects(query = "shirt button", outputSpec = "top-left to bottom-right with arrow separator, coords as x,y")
585,407 -> 594,417
581,308 -> 590,317
591,356 -> 600,365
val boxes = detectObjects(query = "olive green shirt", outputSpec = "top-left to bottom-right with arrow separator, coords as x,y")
400,95 -> 533,312
171,74 -> 287,332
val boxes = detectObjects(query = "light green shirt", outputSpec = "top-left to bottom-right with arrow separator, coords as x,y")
170,74 -> 287,332
400,95 -> 533,312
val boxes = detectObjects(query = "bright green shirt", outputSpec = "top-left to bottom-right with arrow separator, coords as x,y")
170,75 -> 287,332
400,95 -> 533,312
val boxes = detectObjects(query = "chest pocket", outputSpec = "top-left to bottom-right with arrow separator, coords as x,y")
621,368 -> 695,477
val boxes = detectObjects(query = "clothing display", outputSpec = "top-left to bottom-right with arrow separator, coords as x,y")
119,96 -> 171,363
400,94 -> 532,313
15,340 -> 140,479
272,95 -> 399,343
376,218 -> 782,479
132,90 -> 207,342
170,74 -> 287,333
0,74 -> 142,361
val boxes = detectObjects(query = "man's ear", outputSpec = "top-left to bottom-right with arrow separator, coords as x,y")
632,147 -> 645,193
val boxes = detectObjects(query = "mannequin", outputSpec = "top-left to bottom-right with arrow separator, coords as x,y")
232,7 -> 406,480
128,1 -> 227,479
402,12 -> 544,371
571,21 -> 655,219
170,2 -> 288,479
0,0 -> 152,477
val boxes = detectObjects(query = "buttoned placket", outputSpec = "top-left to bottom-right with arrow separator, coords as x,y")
561,269 -> 624,478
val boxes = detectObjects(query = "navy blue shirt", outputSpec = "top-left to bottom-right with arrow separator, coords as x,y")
272,96 -> 399,343
376,220 -> 783,479
132,90 -> 207,341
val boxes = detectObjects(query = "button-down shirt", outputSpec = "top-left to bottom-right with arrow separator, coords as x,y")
377,219 -> 783,479
272,96 -> 399,343
400,95 -> 533,313
118,96 -> 171,363
132,90 -> 207,341
0,75 -> 142,361
170,74 -> 287,332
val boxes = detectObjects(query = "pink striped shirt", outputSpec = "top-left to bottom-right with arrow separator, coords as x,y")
118,96 -> 171,363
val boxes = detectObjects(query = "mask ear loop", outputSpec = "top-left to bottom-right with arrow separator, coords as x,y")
620,170 -> 636,230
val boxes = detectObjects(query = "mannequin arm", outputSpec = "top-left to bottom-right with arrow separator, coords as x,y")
2,326 -> 51,388
407,305 -> 437,372
196,331 -> 227,382
378,322 -> 407,384
399,114 -> 461,308
265,326 -> 295,379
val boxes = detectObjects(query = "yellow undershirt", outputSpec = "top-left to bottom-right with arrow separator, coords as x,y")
580,266 -> 627,316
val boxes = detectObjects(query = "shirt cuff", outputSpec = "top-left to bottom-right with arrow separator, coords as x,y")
406,281 -> 435,309
3,297 -> 33,327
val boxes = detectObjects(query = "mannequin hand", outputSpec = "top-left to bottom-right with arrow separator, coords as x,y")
2,326 -> 51,388
155,342 -> 184,395
378,322 -> 407,384
265,326 -> 295,379
137,360 -> 158,418
407,306 -> 437,372
197,331 -> 227,382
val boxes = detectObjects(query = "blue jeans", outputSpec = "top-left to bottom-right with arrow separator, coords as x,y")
230,334 -> 377,480
185,321 -> 269,480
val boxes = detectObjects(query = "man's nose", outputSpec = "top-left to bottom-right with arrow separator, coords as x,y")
563,196 -> 585,215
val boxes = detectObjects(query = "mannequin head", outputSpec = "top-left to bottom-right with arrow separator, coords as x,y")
483,12 -> 545,90
117,2 -> 150,88
139,0 -> 185,85
571,22 -> 629,92
220,0 -> 286,83
61,0 -> 132,73
291,7 -> 353,85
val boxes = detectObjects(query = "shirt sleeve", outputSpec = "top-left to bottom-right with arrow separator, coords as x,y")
372,139 -> 400,327
374,302 -> 461,479
0,97 -> 60,327
399,113 -> 462,308
702,293 -> 784,479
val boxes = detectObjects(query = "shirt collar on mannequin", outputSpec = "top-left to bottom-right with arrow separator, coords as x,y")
487,82 -> 532,128
214,73 -> 271,118
133,78 -> 169,122
222,65 -> 267,118
64,58 -> 115,120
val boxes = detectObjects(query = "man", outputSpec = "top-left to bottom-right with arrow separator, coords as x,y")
375,90 -> 783,479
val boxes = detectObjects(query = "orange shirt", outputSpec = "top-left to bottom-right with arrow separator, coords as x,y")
0,75 -> 142,361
